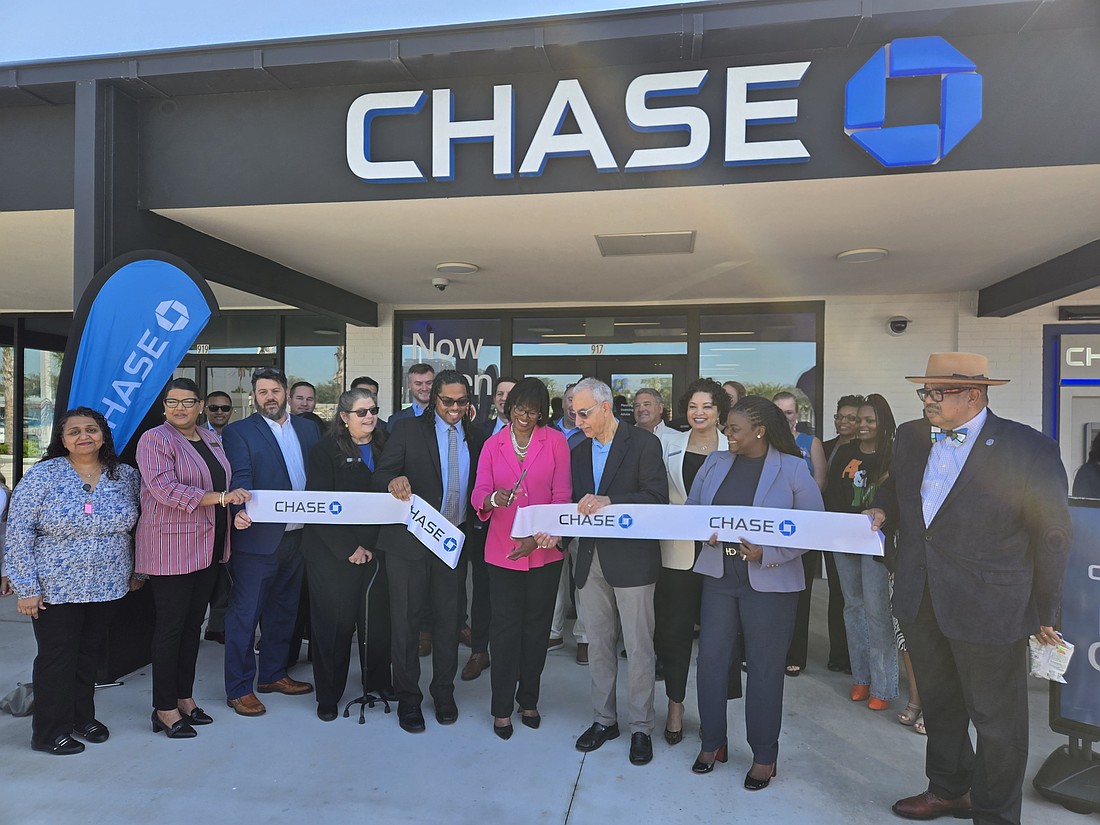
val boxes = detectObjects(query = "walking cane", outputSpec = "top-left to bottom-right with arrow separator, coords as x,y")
344,557 -> 391,722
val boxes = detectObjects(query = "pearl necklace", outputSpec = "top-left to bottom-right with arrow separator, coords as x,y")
510,426 -> 531,460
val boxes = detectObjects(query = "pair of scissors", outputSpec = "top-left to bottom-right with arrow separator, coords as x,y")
505,467 -> 528,506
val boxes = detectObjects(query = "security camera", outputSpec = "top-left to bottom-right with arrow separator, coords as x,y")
887,316 -> 911,336
432,277 -> 450,292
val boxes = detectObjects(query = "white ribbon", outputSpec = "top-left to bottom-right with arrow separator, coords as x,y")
246,490 -> 465,569
511,503 -> 883,557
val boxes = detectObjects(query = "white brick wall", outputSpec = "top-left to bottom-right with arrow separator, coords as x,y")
345,289 -> 1100,426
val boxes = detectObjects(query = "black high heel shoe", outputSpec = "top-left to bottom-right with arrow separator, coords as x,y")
519,709 -> 541,730
493,718 -> 514,740
180,707 -> 213,726
744,763 -> 776,790
151,710 -> 197,739
691,744 -> 728,774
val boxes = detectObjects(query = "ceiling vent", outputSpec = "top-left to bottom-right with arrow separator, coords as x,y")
595,231 -> 696,257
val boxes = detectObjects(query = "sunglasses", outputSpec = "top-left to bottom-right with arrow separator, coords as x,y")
575,402 -> 603,420
164,398 -> 201,409
438,397 -> 470,408
349,407 -> 380,418
206,405 -> 232,413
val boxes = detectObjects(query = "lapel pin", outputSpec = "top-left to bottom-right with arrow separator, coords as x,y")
985,439 -> 994,446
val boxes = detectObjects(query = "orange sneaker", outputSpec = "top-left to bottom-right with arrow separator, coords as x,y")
850,684 -> 870,702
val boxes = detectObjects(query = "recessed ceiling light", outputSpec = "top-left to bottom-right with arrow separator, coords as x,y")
313,328 -> 341,336
528,327 -> 554,333
435,262 -> 479,276
836,248 -> 889,263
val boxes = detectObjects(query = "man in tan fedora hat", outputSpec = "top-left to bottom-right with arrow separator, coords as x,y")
866,352 -> 1071,825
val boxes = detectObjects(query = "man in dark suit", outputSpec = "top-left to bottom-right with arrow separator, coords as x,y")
222,368 -> 323,716
868,352 -> 1071,825
373,370 -> 485,732
385,363 -> 434,433
569,377 -> 669,766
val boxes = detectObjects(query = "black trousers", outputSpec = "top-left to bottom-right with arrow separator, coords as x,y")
654,566 -> 702,703
30,599 -> 120,747
786,551 -> 849,669
149,563 -> 219,711
486,561 -> 560,718
900,588 -> 1029,825
204,562 -> 232,634
304,547 -> 392,709
456,525 -> 491,653
387,551 -> 460,707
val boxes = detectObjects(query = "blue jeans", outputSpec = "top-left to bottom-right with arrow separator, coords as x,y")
833,553 -> 898,700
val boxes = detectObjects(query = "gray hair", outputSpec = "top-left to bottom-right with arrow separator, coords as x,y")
634,387 -> 664,406
574,377 -> 613,406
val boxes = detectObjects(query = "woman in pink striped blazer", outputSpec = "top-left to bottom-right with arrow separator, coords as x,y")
136,378 -> 250,739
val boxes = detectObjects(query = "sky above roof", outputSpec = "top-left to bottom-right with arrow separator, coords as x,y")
0,1 -> 679,63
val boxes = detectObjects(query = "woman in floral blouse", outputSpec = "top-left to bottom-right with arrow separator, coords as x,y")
4,407 -> 142,756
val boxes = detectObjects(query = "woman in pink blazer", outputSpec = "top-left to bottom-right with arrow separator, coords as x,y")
471,378 -> 572,740
136,378 -> 250,739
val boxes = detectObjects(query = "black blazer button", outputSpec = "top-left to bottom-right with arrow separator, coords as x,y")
924,533 -> 933,542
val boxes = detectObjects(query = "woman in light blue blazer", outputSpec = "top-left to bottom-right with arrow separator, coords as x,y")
688,396 -> 824,790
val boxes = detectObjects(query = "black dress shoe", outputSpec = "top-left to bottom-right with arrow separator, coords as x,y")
520,711 -> 541,730
32,734 -> 85,755
629,732 -> 653,765
575,722 -> 620,752
182,707 -> 213,726
744,763 -> 776,790
151,711 -> 197,739
72,720 -> 110,743
493,721 -> 514,740
398,704 -> 426,733
435,703 -> 459,725
317,705 -> 338,722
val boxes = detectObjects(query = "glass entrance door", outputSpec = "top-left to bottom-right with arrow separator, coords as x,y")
175,355 -> 277,426
513,356 -> 686,425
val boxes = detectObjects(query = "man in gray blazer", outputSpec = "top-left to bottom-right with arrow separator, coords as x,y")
569,378 -> 669,766
868,353 -> 1071,825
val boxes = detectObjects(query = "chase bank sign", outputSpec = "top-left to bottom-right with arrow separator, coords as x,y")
346,35 -> 981,183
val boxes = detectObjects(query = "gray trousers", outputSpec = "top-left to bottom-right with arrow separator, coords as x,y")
576,549 -> 656,735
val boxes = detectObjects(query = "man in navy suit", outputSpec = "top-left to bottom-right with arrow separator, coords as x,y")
869,353 -> 1071,825
385,363 -> 434,433
373,370 -> 485,733
222,368 -> 322,716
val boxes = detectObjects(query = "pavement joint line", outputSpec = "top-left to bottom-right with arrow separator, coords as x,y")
564,750 -> 586,824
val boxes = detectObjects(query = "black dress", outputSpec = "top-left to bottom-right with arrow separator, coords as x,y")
303,436 -> 391,711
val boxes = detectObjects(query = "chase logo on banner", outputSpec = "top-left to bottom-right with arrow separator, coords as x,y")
779,520 -> 797,537
57,252 -> 219,451
328,501 -> 343,516
443,537 -> 459,553
618,514 -> 633,529
845,36 -> 982,167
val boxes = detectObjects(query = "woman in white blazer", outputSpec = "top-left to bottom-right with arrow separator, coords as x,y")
654,378 -> 729,746
688,396 -> 823,790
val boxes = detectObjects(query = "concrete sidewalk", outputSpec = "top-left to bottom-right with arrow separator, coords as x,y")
0,587 -> 1083,825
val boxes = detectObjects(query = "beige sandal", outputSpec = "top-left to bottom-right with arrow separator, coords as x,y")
913,713 -> 926,735
898,702 -> 922,726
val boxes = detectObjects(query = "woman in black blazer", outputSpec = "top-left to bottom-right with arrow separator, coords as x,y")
304,388 -> 391,721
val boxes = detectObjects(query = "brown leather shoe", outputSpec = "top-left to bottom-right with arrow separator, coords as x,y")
256,676 -> 314,696
576,643 -> 589,665
461,652 -> 490,681
891,791 -> 972,820
418,632 -> 433,657
548,637 -> 564,650
226,693 -> 267,717
458,626 -> 473,647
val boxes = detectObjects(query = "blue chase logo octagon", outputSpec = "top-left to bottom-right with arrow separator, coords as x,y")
617,514 -> 633,529
844,36 -> 982,168
778,520 -> 797,537
328,501 -> 343,516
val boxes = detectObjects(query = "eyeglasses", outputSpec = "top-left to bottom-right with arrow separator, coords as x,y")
575,402 -> 603,420
438,397 -> 470,408
206,405 -> 232,413
834,414 -> 858,423
916,387 -> 975,402
349,407 -> 380,418
511,407 -> 538,419
164,398 -> 201,409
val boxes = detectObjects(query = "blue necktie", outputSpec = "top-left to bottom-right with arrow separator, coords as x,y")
931,426 -> 968,446
443,425 -> 461,525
